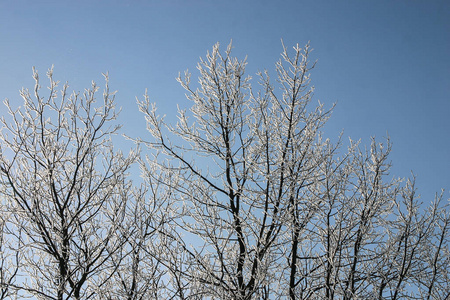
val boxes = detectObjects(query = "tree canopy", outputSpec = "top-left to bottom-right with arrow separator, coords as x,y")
0,42 -> 448,300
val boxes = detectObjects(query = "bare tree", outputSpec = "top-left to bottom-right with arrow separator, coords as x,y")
137,41 -> 336,298
137,42 -> 449,299
0,67 -> 138,300
0,42 -> 447,300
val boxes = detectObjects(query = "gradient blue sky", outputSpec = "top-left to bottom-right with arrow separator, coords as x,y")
1,0 -> 449,203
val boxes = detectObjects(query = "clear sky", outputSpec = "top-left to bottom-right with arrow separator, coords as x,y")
1,0 -> 449,204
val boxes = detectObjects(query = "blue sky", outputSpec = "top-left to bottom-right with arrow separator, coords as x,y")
1,0 -> 449,203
